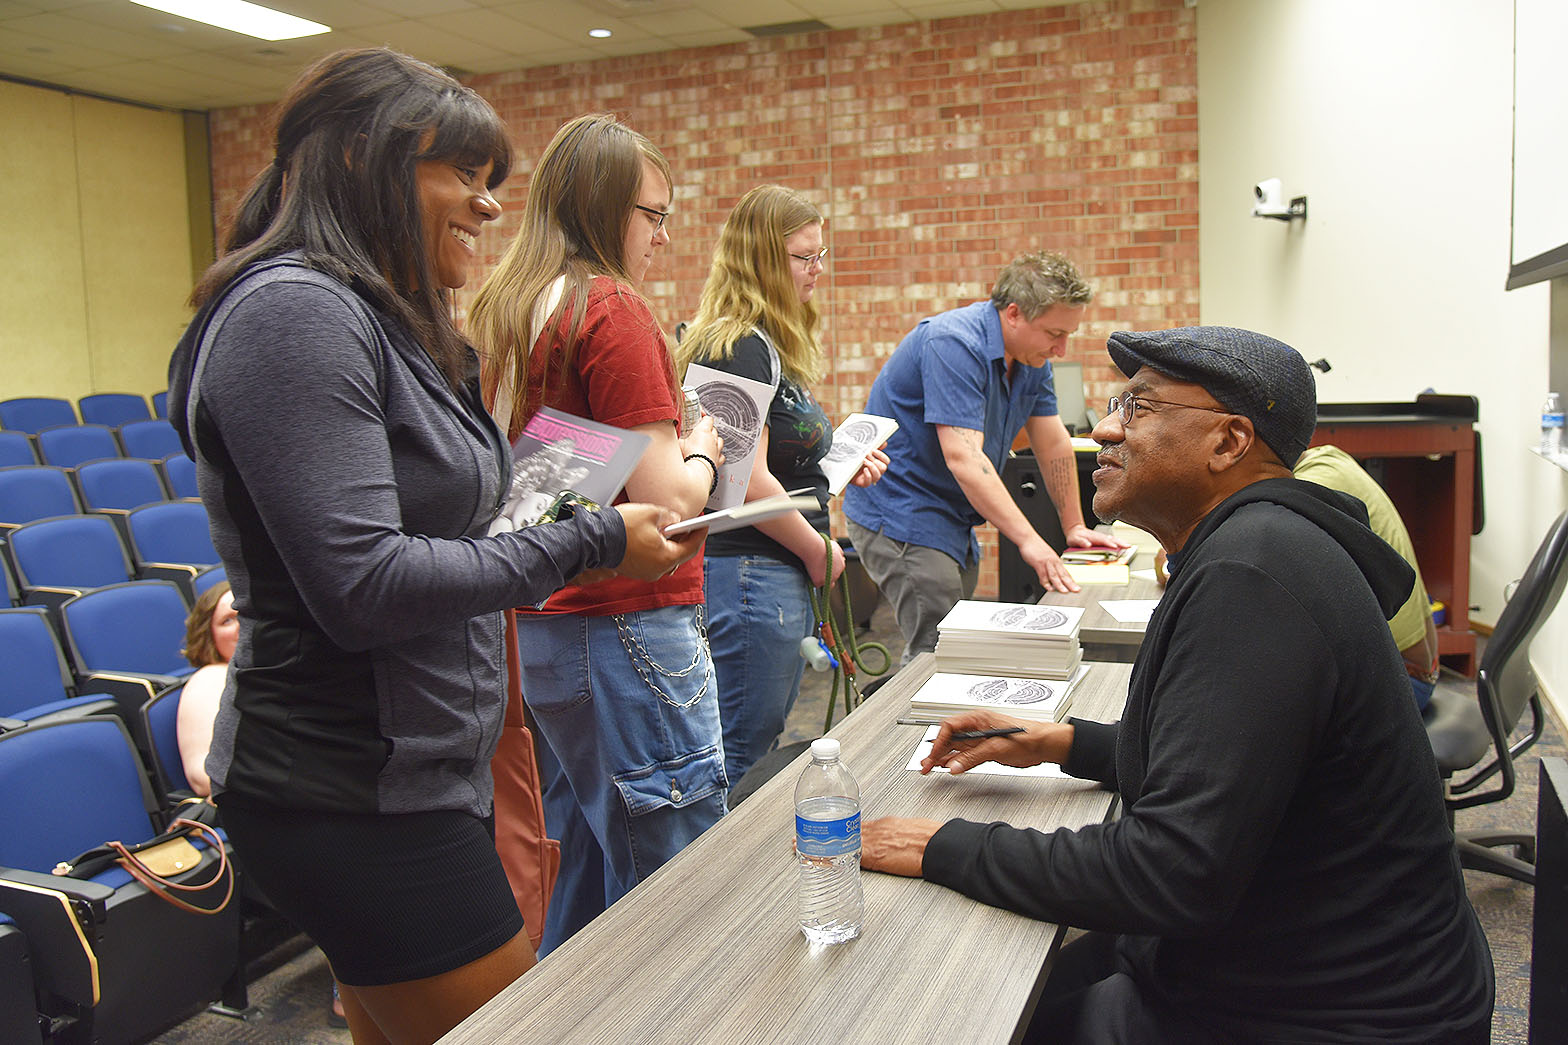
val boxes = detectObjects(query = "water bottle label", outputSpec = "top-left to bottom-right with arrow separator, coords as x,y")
1546,411 -> 1565,428
796,811 -> 861,857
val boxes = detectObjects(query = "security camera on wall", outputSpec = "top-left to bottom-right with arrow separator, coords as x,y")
1252,177 -> 1308,222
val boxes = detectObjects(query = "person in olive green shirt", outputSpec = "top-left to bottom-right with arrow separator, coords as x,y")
1293,444 -> 1440,708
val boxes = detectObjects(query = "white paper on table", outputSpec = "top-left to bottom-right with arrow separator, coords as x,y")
1131,568 -> 1159,583
1098,599 -> 1161,624
820,413 -> 898,496
906,726 -> 1073,778
683,362 -> 775,511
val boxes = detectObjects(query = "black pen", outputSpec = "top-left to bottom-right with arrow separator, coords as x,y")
947,727 -> 1026,741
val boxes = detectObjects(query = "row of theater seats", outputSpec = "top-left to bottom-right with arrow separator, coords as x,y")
0,715 -> 247,1044
1,392 -> 181,471
0,399 -> 277,1041
1,392 -> 170,432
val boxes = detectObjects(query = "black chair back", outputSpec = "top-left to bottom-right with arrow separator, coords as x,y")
1457,511 -> 1568,810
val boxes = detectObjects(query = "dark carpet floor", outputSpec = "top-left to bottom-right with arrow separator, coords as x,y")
150,605 -> 1557,1043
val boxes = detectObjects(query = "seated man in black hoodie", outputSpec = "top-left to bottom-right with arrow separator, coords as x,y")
861,326 -> 1493,1044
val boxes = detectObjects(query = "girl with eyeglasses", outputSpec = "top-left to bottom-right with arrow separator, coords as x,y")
468,113 -> 728,956
675,185 -> 888,787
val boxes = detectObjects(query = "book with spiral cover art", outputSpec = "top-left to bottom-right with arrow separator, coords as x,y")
821,413 -> 898,496
906,669 -> 1088,725
933,601 -> 1085,679
682,362 -> 774,512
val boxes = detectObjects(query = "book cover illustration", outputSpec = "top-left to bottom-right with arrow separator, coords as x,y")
820,413 -> 899,496
487,407 -> 650,535
938,601 -> 1085,638
683,362 -> 775,511
906,667 -> 1088,724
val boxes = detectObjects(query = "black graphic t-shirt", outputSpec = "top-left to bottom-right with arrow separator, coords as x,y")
701,331 -> 832,564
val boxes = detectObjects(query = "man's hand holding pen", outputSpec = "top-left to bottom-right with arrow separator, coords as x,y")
861,712 -> 1078,879
920,711 -> 1074,776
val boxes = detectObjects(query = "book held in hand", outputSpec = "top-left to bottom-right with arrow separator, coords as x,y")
820,413 -> 898,496
488,407 -> 650,535
662,489 -> 819,537
683,362 -> 775,511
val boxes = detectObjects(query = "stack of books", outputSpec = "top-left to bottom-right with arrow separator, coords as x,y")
905,671 -> 1080,725
932,600 -> 1085,679
1061,544 -> 1138,584
906,600 -> 1088,725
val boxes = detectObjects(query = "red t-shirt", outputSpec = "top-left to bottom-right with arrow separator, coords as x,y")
519,276 -> 703,616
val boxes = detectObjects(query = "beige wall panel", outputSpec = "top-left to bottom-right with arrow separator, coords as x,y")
73,94 -> 194,398
0,80 -> 92,397
1198,0 -> 1568,719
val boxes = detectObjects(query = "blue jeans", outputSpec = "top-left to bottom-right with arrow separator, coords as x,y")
1410,674 -> 1435,710
517,605 -> 727,956
704,554 -> 815,787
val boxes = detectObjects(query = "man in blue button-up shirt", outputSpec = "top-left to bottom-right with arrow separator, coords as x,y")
844,252 -> 1125,661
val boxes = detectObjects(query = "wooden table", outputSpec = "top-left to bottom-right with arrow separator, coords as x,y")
441,658 -> 1133,1045
1039,575 -> 1162,662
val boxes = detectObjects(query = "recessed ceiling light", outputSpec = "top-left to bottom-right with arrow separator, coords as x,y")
128,0 -> 330,41
588,28 -> 613,38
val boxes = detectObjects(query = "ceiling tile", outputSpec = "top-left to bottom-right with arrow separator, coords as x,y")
0,26 -> 132,70
491,2 -> 653,41
265,0 -> 394,30
899,0 -> 1000,18
5,11 -> 194,60
356,0 -> 482,15
424,6 -> 535,45
801,0 -> 914,17
660,28 -> 751,49
818,8 -> 918,29
687,0 -> 810,29
356,18 -> 515,65
159,51 -> 307,88
0,51 -> 78,80
623,7 -> 726,36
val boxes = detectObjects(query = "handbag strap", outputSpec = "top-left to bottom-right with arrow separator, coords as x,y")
490,274 -> 567,438
110,818 -> 234,916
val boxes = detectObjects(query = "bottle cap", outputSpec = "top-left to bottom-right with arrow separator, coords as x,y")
810,738 -> 840,761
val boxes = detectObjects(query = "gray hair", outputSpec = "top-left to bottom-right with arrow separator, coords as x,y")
990,251 -> 1092,318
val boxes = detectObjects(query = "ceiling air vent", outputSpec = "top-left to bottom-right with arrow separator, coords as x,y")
742,20 -> 831,37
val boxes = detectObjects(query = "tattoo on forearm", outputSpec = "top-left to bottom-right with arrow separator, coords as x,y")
1041,456 -> 1076,512
960,430 -> 995,477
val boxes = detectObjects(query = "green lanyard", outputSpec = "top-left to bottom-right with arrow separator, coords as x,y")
805,533 -> 892,731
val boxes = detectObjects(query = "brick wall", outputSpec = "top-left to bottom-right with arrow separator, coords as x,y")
207,0 -> 1198,596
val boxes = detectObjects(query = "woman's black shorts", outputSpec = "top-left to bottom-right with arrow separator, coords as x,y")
218,797 -> 525,986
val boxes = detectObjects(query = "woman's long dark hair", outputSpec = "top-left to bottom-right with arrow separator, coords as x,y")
193,47 -> 512,386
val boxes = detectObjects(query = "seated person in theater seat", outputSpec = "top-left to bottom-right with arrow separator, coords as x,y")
176,580 -> 236,797
862,326 -> 1492,1044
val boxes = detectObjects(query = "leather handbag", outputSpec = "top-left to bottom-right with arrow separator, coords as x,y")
52,816 -> 234,916
490,607 -> 561,951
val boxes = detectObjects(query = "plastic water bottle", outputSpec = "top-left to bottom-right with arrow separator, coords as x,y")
795,738 -> 863,944
1543,393 -> 1564,457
